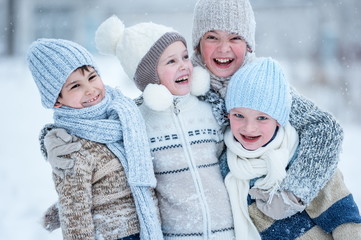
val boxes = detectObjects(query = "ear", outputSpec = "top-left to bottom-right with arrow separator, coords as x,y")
54,102 -> 63,108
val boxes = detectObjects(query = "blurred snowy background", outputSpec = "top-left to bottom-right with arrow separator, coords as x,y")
1,0 -> 360,239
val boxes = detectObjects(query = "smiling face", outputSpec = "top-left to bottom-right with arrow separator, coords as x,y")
199,30 -> 248,78
157,41 -> 193,96
55,66 -> 105,109
228,107 -> 279,150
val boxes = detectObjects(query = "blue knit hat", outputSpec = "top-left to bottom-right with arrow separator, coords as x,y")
26,38 -> 98,109
225,57 -> 291,126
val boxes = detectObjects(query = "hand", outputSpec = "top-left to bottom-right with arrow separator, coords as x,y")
44,128 -> 81,177
249,188 -> 305,220
42,202 -> 60,232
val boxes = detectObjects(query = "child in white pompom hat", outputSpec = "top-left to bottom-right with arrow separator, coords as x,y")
94,15 -> 236,239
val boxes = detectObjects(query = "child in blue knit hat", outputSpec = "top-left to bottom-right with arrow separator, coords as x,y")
224,57 -> 361,239
27,38 -> 163,240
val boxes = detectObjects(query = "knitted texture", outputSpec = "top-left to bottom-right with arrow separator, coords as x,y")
139,94 -> 235,239
53,86 -> 163,239
134,32 -> 187,91
192,0 -> 256,51
281,88 -> 343,204
193,55 -> 343,205
225,57 -> 291,126
95,15 -> 186,91
249,169 -> 361,239
26,38 -> 98,108
48,139 -> 140,239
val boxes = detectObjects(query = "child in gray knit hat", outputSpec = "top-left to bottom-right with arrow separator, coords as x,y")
225,57 -> 361,240
27,38 -> 163,240
191,0 -> 344,217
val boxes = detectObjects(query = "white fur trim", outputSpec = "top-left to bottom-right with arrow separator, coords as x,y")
190,66 -> 210,96
143,84 -> 173,111
95,15 -> 124,55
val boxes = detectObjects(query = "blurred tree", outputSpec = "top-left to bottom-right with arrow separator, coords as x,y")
5,0 -> 15,56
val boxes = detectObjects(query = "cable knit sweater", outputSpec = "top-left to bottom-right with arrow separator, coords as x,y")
138,94 -> 235,240
47,137 -> 143,240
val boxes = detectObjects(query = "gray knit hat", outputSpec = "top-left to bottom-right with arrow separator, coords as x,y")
95,16 -> 186,92
27,38 -> 98,108
134,32 -> 187,91
192,0 -> 256,52
225,57 -> 291,126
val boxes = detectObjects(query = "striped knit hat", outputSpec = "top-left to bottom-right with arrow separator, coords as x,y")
225,57 -> 291,126
192,0 -> 256,52
95,15 -> 186,92
26,38 -> 98,109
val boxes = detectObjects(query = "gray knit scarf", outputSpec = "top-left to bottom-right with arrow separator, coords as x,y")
53,86 -> 155,187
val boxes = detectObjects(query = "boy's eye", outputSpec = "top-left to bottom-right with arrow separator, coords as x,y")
257,116 -> 268,120
184,54 -> 189,60
70,84 -> 80,90
233,113 -> 244,118
167,59 -> 175,64
89,74 -> 97,81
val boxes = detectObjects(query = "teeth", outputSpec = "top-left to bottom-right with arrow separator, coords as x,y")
244,135 -> 258,140
215,58 -> 232,63
176,76 -> 188,82
87,95 -> 98,103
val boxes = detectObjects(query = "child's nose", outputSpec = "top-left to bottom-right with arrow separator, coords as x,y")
243,121 -> 257,133
85,85 -> 95,95
218,40 -> 230,53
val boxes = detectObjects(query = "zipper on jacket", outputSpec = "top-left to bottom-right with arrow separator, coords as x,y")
172,99 -> 212,239
173,98 -> 180,115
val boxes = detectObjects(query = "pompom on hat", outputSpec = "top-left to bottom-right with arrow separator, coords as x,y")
95,15 -> 211,111
26,38 -> 98,109
95,15 -> 186,92
192,0 -> 256,52
225,57 -> 291,126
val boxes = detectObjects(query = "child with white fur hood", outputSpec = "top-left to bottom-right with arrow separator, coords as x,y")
95,15 -> 235,239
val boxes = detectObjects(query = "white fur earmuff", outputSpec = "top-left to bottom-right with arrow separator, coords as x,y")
143,84 -> 173,111
190,66 -> 211,96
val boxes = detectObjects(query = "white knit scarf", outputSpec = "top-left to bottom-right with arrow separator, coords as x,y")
224,123 -> 299,240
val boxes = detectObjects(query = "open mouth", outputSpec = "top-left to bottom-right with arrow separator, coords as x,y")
214,58 -> 234,66
242,134 -> 260,142
175,76 -> 189,83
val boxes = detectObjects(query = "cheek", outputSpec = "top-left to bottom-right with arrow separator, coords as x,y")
234,46 -> 247,59
229,119 -> 240,131
200,43 -> 213,62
